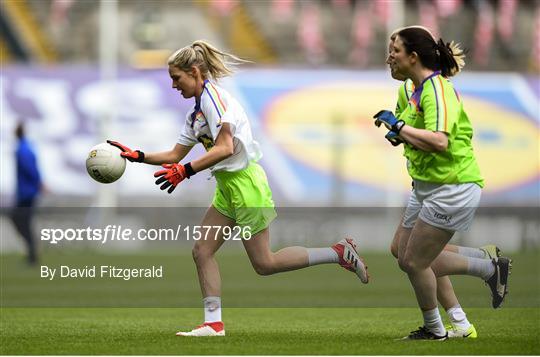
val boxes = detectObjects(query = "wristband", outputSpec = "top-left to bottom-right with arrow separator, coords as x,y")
184,162 -> 196,178
135,150 -> 145,163
393,120 -> 405,134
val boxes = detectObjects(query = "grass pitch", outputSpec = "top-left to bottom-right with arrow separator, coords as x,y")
1,250 -> 539,354
1,307 -> 539,355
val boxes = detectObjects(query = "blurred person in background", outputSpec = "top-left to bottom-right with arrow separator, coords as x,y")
374,26 -> 512,340
108,40 -> 369,337
11,121 -> 43,266
386,26 -> 504,340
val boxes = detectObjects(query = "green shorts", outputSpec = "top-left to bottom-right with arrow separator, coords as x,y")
212,162 -> 277,236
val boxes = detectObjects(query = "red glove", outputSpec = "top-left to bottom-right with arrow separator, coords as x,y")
107,140 -> 145,163
154,163 -> 188,194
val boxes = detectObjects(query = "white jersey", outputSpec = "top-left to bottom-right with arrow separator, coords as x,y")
177,80 -> 262,173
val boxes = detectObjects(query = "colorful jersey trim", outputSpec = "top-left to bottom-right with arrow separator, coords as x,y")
409,71 -> 441,113
204,80 -> 227,119
404,80 -> 415,101
190,101 -> 202,128
410,90 -> 421,112
430,78 -> 441,130
437,76 -> 448,132
429,75 -> 449,132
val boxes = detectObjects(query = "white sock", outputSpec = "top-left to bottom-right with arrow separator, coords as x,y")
203,296 -> 221,323
422,308 -> 446,336
457,246 -> 485,259
467,257 -> 495,280
307,248 -> 338,266
446,304 -> 471,330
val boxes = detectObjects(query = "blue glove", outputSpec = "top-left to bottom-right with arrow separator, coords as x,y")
385,130 -> 403,146
373,110 -> 405,134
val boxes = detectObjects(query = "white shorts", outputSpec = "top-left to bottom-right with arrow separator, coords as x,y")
402,180 -> 482,232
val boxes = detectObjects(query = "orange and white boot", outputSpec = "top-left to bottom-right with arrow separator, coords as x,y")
176,321 -> 225,337
331,238 -> 369,283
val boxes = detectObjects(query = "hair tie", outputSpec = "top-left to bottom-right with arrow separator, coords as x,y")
445,42 -> 454,55
436,39 -> 450,57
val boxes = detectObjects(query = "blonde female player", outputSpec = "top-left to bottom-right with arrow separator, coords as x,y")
374,27 -> 511,340
108,40 -> 369,337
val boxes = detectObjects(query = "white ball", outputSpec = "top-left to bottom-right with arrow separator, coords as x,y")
86,143 -> 126,184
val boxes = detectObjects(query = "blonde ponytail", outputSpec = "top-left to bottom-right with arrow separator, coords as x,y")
168,40 -> 250,80
446,40 -> 466,76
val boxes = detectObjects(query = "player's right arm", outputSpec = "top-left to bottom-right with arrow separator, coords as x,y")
107,140 -> 193,165
108,109 -> 200,165
143,144 -> 192,165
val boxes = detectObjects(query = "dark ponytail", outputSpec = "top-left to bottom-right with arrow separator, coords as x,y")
436,39 -> 465,77
397,27 -> 465,77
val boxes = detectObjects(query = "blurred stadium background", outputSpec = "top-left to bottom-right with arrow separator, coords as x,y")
1,0 -> 539,254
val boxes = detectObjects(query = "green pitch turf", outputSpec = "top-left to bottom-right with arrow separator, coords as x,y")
1,250 -> 539,354
1,307 -> 539,355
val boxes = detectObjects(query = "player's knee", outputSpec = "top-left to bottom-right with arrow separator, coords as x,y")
191,244 -> 213,264
398,256 -> 421,273
397,256 -> 407,272
390,241 -> 399,259
252,260 -> 276,276
391,228 -> 404,260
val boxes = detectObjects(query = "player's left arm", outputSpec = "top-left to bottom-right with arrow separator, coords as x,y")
189,122 -> 234,172
153,124 -> 233,194
153,88 -> 235,194
373,109 -> 448,152
191,85 -> 235,172
398,126 -> 448,152
396,82 -> 450,152
144,144 -> 193,165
